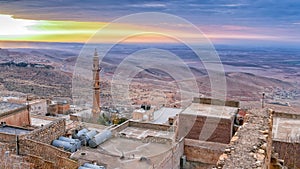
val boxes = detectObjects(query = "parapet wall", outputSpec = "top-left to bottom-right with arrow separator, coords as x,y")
193,97 -> 240,108
129,121 -> 171,131
112,120 -> 171,136
26,118 -> 66,144
111,120 -> 130,135
272,111 -> 300,119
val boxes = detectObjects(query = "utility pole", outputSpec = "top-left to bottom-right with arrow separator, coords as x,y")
262,92 -> 265,108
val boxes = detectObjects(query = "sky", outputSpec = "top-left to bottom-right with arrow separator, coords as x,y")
0,0 -> 300,46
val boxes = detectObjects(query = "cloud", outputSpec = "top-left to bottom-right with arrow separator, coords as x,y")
221,25 -> 254,31
0,0 -> 299,25
219,3 -> 248,7
0,0 -> 299,44
128,3 -> 166,8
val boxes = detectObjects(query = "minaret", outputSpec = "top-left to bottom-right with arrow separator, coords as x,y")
92,49 -> 101,114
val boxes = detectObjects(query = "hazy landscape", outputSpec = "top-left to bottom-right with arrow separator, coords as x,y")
0,42 -> 299,109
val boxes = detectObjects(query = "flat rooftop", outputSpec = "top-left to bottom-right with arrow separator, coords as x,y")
30,115 -> 56,128
152,107 -> 182,124
72,137 -> 172,169
181,103 -> 238,119
0,125 -> 31,135
81,122 -> 108,132
71,120 -> 175,169
273,116 -> 300,142
0,102 -> 26,115
120,126 -> 174,140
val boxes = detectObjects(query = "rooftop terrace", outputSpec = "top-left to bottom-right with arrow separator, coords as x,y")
0,102 -> 26,116
152,107 -> 182,124
0,125 -> 31,135
181,102 -> 238,119
272,112 -> 300,142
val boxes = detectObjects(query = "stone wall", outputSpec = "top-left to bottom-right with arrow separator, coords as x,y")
19,138 -> 71,161
0,142 -> 32,169
24,154 -> 54,169
26,118 -> 65,144
0,132 -> 16,149
184,138 -> 227,164
273,140 -> 300,168
265,109 -> 273,169
19,138 -> 78,169
24,154 -> 79,169
178,114 -> 233,144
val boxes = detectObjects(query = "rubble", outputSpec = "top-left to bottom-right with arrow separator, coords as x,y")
216,108 -> 271,169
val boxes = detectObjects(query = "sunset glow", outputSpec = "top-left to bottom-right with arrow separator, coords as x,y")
0,14 -> 291,44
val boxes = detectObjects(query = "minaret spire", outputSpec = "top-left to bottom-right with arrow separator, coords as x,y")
94,48 -> 98,56
92,48 -> 101,114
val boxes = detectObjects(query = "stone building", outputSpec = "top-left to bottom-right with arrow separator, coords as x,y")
176,98 -> 239,168
272,111 -> 300,168
0,118 -> 78,169
28,99 -> 47,115
0,102 -> 30,127
47,100 -> 70,115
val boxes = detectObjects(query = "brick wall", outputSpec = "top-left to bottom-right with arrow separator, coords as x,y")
26,118 -> 65,144
0,108 -> 30,127
57,103 -> 70,114
178,114 -> 233,144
